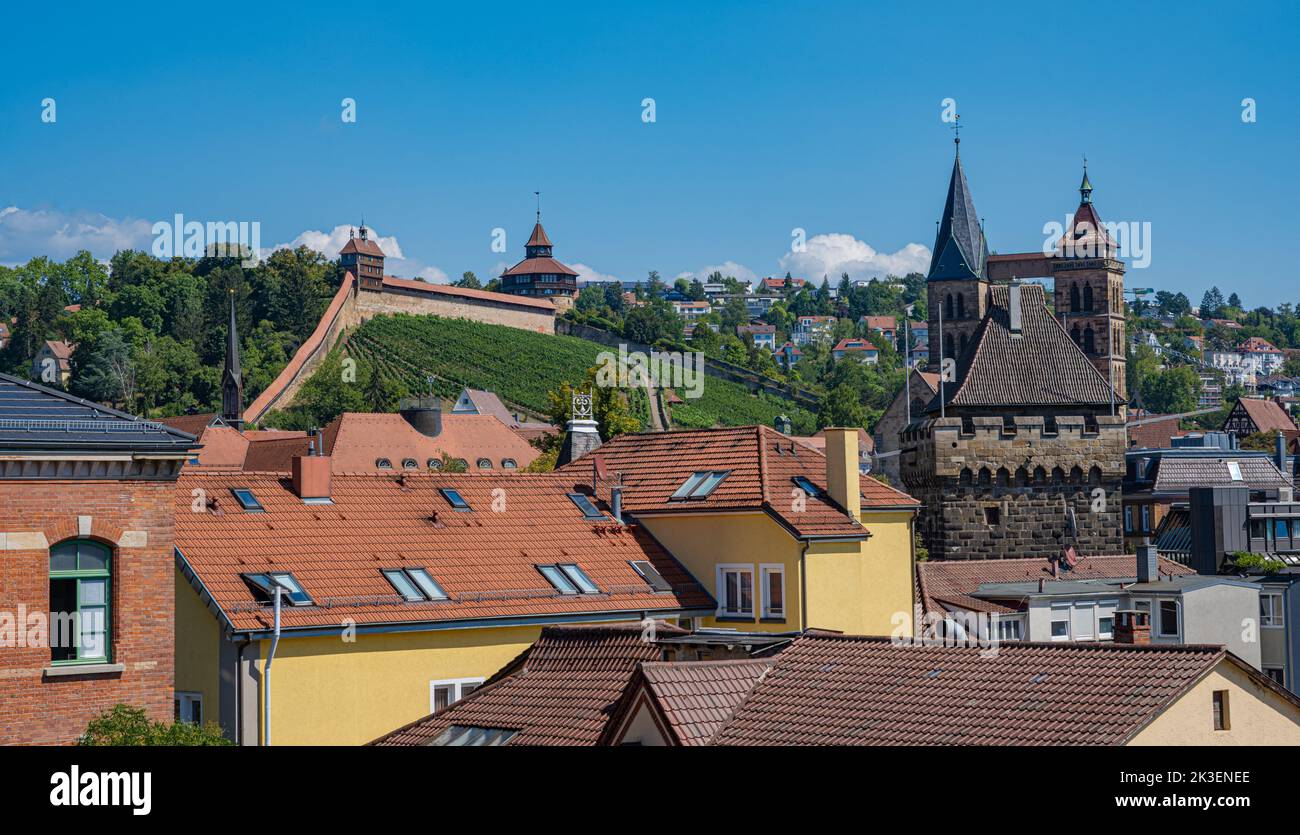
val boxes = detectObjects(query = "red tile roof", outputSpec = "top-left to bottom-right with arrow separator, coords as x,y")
157,413 -> 218,438
916,555 -> 1194,615
557,426 -> 917,540
1230,398 -> 1297,434
526,222 -> 553,248
832,338 -> 878,353
174,472 -> 713,633
1125,413 -> 1192,449
339,234 -> 385,257
382,275 -> 558,309
320,412 -> 540,472
371,623 -> 687,746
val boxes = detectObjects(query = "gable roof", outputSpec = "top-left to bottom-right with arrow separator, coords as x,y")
613,659 -> 771,746
556,426 -> 917,540
1228,398 -> 1297,434
916,555 -> 1195,615
709,634 -> 1244,746
0,371 -> 197,455
933,283 -> 1117,410
370,623 -> 687,746
339,233 -> 385,257
1149,454 -> 1292,493
174,471 -> 713,634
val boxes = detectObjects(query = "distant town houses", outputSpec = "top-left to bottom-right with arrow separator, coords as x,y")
1209,337 -> 1286,387
670,300 -> 712,320
859,315 -> 897,346
831,337 -> 879,364
791,315 -> 836,346
736,323 -> 776,351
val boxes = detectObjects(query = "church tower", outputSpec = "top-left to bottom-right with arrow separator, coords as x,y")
221,291 -> 244,429
1051,165 -> 1126,400
926,137 -> 990,371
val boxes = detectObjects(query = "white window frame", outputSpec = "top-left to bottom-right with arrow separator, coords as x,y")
1049,603 -> 1071,641
429,677 -> 485,714
759,564 -> 785,620
993,615 -> 1024,642
715,564 -> 755,618
1097,599 -> 1118,640
175,691 -> 203,725
1156,598 -> 1181,639
1261,592 -> 1285,628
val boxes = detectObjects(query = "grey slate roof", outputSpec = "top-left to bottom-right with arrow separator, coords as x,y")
0,372 -> 197,454
1150,455 -> 1291,493
928,150 -> 989,281
931,283 -> 1117,410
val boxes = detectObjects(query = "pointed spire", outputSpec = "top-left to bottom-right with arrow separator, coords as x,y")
927,143 -> 988,281
221,289 -> 244,428
1080,157 -> 1093,203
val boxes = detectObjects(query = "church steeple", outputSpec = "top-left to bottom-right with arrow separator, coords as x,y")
221,290 -> 244,429
927,141 -> 989,282
1079,158 -> 1094,204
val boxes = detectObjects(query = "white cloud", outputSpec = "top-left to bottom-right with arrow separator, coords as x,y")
778,234 -> 930,283
275,223 -> 450,283
0,205 -> 153,264
571,262 -> 621,285
676,260 -> 758,284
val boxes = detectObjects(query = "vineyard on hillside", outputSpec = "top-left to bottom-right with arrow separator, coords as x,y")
336,314 -> 817,432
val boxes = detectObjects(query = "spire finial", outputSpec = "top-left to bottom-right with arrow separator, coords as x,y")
1079,156 -> 1094,203
534,190 -> 541,223
949,113 -> 962,155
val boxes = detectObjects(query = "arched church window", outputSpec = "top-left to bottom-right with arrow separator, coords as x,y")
1083,283 -> 1094,311
956,294 -> 966,319
1070,283 -> 1081,313
1084,326 -> 1096,354
945,294 -> 954,321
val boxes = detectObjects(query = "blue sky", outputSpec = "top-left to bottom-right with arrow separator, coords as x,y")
1,1 -> 1296,305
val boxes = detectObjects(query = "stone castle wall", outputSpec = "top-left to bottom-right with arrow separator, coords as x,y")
901,414 -> 1125,559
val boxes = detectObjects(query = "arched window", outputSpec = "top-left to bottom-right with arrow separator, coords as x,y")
49,539 -> 111,664
1089,466 -> 1102,486
476,458 -> 493,469
1070,466 -> 1084,483
959,468 -> 973,487
1071,325 -> 1081,347
1070,283 -> 1081,313
501,459 -> 518,469
375,458 -> 393,469
960,333 -> 969,355
1083,283 -> 1093,311
427,458 -> 443,470
401,458 -> 418,470
1083,326 -> 1096,354
956,294 -> 966,319
944,294 -> 954,321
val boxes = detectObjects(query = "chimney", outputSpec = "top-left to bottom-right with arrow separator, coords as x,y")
610,485 -> 624,524
823,428 -> 861,520
1008,281 -> 1023,336
1114,610 -> 1151,645
1136,538 -> 1158,583
1277,430 -> 1287,475
291,444 -> 331,502
399,395 -> 443,437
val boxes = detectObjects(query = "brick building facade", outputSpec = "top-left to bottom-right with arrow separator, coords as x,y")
0,373 -> 194,744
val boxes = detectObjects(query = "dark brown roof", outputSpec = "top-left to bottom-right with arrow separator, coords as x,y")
526,222 -> 552,247
916,555 -> 1194,615
621,659 -> 771,746
381,275 -> 558,309
1126,413 -> 1192,449
339,234 -> 385,257
936,284 -> 1116,410
157,413 -> 218,437
1149,455 -> 1292,493
370,623 -> 685,746
709,634 -> 1233,746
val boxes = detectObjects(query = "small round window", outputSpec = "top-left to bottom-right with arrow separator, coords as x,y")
427,458 -> 443,470
476,458 -> 493,469
502,459 -> 517,469
402,458 -> 418,470
375,458 -> 393,469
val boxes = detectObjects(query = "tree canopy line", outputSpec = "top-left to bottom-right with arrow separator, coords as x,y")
0,247 -> 338,417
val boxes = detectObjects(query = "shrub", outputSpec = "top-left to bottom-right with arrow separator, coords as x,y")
79,704 -> 232,746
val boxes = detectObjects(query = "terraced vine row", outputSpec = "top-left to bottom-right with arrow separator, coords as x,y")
332,313 -> 816,432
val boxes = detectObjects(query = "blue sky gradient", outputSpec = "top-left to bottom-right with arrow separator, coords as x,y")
1,1 -> 1296,303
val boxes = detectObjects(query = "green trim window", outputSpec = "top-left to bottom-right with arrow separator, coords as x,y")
49,540 -> 111,664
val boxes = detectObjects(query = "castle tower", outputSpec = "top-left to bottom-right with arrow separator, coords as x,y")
499,206 -> 579,309
221,291 -> 244,429
340,224 -> 386,292
1051,165 -> 1126,400
926,138 -> 990,370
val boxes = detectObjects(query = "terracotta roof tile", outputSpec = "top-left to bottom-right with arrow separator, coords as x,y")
634,659 -> 770,745
175,472 -> 713,633
1232,398 -> 1297,434
321,413 -> 540,472
381,275 -> 558,309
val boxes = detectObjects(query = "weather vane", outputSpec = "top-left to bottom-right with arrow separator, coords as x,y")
534,190 -> 541,222
949,113 -> 962,146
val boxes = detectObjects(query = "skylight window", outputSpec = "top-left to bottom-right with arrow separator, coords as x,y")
383,568 -> 449,602
243,572 -> 312,606
1227,461 -> 1244,482
440,488 -> 471,510
431,725 -> 519,747
231,488 -> 264,512
537,563 -> 601,595
670,470 -> 730,500
630,560 -> 673,593
567,493 -> 605,520
792,476 -> 822,498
